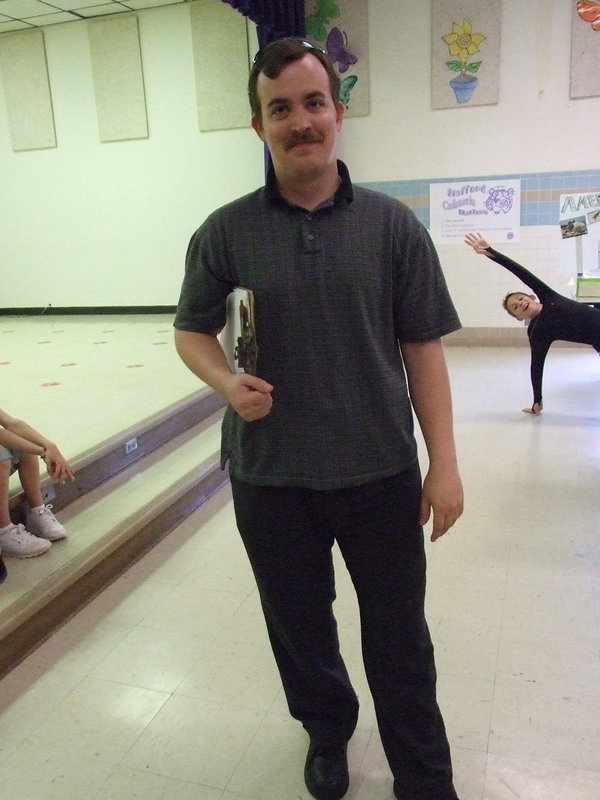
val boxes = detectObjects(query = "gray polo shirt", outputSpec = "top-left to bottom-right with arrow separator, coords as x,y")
175,161 -> 461,489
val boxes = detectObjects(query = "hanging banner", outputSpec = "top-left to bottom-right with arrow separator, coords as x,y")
429,178 -> 521,244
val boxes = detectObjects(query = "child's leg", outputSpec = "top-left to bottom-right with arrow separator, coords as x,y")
0,449 -> 53,558
17,453 -> 44,509
21,456 -> 68,541
0,458 -> 12,527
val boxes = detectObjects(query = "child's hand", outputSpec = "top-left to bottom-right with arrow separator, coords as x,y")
464,232 -> 491,254
43,444 -> 75,483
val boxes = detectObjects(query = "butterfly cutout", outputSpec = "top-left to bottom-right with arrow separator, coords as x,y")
326,27 -> 358,73
577,0 -> 600,30
339,75 -> 358,108
306,0 -> 340,42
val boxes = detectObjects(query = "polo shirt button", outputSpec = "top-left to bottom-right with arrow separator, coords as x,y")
307,234 -> 314,241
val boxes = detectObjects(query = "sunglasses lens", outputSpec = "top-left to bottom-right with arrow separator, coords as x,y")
253,38 -> 326,65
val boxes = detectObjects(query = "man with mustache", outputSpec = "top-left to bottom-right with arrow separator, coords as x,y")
175,38 -> 463,800
465,232 -> 600,414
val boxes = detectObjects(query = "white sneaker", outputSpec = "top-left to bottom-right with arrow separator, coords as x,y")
26,504 -> 68,541
0,523 -> 52,558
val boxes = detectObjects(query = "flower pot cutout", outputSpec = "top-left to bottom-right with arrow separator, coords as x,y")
449,74 -> 478,103
442,20 -> 486,105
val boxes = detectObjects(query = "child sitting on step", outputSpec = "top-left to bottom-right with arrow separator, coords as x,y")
0,407 -> 74,567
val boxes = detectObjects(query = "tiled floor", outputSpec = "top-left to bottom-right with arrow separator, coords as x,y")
1,332 -> 600,800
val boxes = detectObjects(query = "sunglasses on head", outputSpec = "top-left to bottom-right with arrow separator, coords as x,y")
252,38 -> 327,65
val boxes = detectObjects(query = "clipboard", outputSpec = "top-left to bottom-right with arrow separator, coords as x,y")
220,287 -> 258,375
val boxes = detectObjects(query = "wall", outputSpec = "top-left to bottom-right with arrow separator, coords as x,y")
0,3 -> 264,309
1,0 -> 599,328
338,0 -> 600,330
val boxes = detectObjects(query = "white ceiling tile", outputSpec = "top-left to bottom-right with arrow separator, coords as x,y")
0,19 -> 33,30
0,0 -> 187,30
57,0 -> 116,10
125,0 -> 184,9
0,0 -> 58,18
23,10 -> 79,23
75,3 -> 130,16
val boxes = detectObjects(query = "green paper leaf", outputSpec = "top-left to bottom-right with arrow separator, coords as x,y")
446,61 -> 463,72
318,0 -> 340,19
339,74 -> 358,107
306,17 -> 328,41
465,61 -> 482,73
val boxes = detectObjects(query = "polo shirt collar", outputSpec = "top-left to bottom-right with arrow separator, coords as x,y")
265,159 -> 354,207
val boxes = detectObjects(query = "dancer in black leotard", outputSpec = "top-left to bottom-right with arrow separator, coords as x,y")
465,232 -> 600,415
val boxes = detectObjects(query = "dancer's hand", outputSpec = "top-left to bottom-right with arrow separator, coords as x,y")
464,232 -> 491,254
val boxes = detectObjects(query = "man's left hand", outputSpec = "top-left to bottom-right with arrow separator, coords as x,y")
419,466 -> 464,542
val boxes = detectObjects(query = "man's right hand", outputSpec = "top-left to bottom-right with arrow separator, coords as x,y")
224,373 -> 274,421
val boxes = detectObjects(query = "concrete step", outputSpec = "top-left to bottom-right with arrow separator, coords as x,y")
0,394 -> 227,678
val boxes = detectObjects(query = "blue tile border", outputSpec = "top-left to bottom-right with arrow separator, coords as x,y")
359,169 -> 600,228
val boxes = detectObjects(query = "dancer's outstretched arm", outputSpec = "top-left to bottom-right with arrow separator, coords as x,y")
464,232 -> 554,300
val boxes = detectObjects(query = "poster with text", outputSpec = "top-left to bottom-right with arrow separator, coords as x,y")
560,191 -> 600,275
430,179 -> 521,244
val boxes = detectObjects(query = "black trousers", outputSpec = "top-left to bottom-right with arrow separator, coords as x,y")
230,469 -> 455,798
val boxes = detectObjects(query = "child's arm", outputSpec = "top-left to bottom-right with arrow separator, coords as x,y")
0,408 -> 47,455
0,408 -> 75,483
464,232 -> 555,301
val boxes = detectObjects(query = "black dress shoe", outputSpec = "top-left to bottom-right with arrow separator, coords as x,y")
304,741 -> 349,800
393,779 -> 459,800
0,554 -> 7,583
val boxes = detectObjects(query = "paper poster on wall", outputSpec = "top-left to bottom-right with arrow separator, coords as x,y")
305,0 -> 369,117
431,0 -> 501,109
560,192 -> 600,275
570,1 -> 600,99
429,179 -> 521,244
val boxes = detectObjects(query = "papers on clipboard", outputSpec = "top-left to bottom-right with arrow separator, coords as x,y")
220,287 -> 258,375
